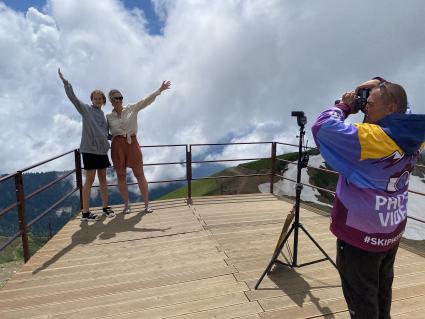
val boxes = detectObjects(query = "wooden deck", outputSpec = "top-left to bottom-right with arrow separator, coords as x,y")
0,194 -> 424,318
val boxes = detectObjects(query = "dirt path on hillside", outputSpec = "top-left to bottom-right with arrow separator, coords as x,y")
222,166 -> 271,195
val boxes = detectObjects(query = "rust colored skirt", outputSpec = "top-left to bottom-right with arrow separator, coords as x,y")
111,135 -> 143,172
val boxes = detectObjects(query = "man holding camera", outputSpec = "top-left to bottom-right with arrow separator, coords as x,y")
312,77 -> 425,318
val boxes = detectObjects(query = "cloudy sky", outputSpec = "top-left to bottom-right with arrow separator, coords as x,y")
1,0 -> 425,180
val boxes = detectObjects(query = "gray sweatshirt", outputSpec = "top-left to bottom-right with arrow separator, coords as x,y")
63,81 -> 110,155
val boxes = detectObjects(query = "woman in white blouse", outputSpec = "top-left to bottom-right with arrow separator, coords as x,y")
107,81 -> 171,213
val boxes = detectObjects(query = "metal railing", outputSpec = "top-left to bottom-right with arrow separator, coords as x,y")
1,141 -> 424,263
0,150 -> 81,262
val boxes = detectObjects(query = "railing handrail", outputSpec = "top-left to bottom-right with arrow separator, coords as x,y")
190,141 -> 273,147
139,144 -> 187,148
0,150 -> 79,222
276,141 -> 318,151
19,149 -> 76,173
0,172 -> 17,184
1,141 -> 424,263
24,170 -> 76,201
191,157 -> 269,164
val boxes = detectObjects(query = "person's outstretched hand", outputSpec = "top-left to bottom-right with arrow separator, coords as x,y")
159,80 -> 171,92
58,68 -> 66,82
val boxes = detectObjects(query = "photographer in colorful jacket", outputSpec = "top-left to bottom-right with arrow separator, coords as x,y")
312,77 -> 425,318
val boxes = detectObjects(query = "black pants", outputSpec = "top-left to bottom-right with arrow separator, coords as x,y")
336,239 -> 399,319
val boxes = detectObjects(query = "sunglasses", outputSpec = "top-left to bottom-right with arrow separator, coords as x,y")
113,96 -> 123,101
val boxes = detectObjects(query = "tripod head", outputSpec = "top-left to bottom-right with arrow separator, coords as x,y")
291,110 -> 309,171
291,111 -> 307,127
291,111 -> 309,168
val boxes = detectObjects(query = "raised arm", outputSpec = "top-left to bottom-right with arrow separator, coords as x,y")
132,80 -> 171,112
58,68 -> 88,115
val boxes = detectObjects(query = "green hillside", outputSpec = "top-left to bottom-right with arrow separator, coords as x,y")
160,150 -> 321,201
0,234 -> 49,264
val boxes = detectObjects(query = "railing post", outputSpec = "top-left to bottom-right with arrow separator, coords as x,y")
186,145 -> 192,204
15,171 -> 30,262
270,142 -> 277,194
74,149 -> 83,211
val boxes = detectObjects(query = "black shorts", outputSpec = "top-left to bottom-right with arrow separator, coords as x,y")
82,153 -> 111,170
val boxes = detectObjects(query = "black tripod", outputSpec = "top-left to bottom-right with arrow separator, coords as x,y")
255,111 -> 337,290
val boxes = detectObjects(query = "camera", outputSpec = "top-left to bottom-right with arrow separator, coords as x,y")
335,88 -> 370,113
291,111 -> 307,127
354,88 -> 370,113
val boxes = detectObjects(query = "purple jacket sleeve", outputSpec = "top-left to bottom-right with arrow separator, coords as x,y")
311,104 -> 362,179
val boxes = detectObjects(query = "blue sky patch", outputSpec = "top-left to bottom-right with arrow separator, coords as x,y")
1,0 -> 163,35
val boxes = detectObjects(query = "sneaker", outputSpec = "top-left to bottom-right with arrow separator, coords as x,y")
145,204 -> 153,213
81,212 -> 99,221
122,206 -> 132,214
102,206 -> 116,218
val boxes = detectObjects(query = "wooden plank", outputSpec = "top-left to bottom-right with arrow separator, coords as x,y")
34,231 -> 210,252
0,265 -> 236,301
7,255 -> 227,289
1,280 -> 248,318
3,250 -> 227,284
23,240 -> 220,270
258,297 -> 348,319
36,292 -> 249,319
168,302 -> 263,319
393,308 -> 425,318
1,275 -> 242,309
257,283 -> 425,313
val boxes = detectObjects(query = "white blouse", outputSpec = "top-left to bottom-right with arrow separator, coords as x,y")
107,89 -> 161,144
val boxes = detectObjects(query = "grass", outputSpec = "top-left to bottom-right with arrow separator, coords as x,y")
0,234 -> 49,264
159,178 -> 221,200
239,149 -> 320,172
239,152 -> 298,171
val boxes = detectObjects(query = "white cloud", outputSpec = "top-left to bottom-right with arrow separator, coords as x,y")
1,0 -> 425,184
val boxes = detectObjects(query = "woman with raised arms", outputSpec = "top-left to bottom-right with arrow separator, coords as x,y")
107,80 -> 171,214
58,68 -> 115,221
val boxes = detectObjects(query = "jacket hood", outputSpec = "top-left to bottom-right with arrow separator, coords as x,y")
378,113 -> 425,156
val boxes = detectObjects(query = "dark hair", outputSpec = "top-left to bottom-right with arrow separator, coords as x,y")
379,82 -> 407,113
90,89 -> 106,105
108,89 -> 121,102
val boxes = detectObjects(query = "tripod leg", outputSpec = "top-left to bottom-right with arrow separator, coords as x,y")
299,224 -> 337,269
254,224 -> 295,289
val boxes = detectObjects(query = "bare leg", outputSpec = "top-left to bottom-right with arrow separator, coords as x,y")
97,168 -> 108,208
82,170 -> 96,213
132,166 -> 149,206
116,169 -> 129,204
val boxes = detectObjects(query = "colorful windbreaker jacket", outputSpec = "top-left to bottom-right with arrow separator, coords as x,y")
312,104 -> 425,252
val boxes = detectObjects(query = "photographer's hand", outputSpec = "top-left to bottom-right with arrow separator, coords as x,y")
341,91 -> 357,114
355,79 -> 380,94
